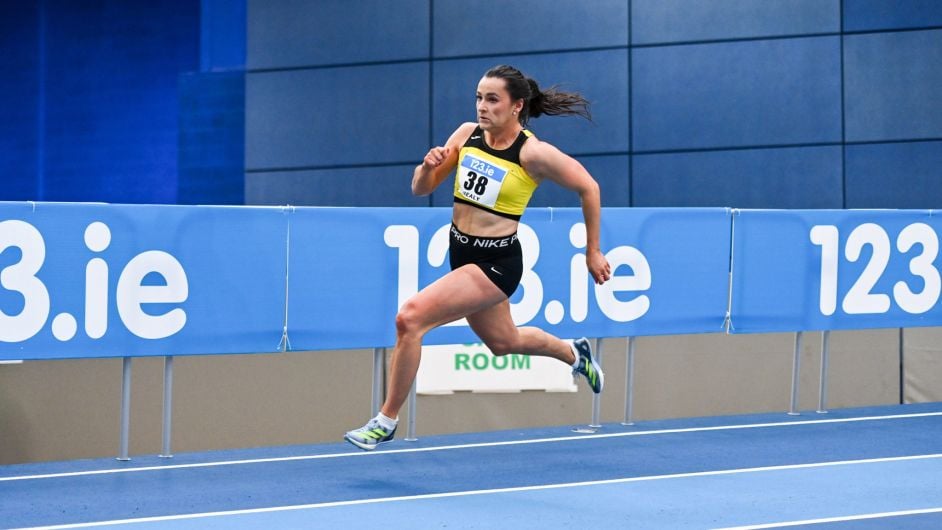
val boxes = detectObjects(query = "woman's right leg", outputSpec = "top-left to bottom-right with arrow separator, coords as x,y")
380,264 -> 507,419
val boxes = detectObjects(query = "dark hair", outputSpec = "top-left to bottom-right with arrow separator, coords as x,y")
484,65 -> 592,126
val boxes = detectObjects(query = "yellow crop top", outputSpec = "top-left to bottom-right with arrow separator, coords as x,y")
453,126 -> 537,221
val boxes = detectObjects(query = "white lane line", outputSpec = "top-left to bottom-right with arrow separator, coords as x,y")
713,506 -> 942,529
3,411 -> 941,482
13,454 -> 942,529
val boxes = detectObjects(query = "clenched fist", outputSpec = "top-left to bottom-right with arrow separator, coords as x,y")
423,146 -> 452,169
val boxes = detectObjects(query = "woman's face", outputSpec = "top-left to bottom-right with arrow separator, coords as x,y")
476,76 -> 522,131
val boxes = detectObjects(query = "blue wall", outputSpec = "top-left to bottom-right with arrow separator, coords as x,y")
245,0 -> 942,209
0,1 -> 200,204
1,2 -> 940,208
0,4 -> 40,201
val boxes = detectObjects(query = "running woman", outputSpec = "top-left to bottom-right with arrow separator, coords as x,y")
345,65 -> 611,450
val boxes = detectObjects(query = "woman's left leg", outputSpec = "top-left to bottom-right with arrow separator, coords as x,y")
465,300 -> 576,365
466,299 -> 605,394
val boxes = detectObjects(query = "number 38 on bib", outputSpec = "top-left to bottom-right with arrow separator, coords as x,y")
458,155 -> 508,209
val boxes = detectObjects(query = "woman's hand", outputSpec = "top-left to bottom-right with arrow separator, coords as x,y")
413,146 -> 455,196
587,248 -> 611,285
422,146 -> 452,170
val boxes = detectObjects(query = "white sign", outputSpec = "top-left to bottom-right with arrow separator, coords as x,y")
416,342 -> 578,394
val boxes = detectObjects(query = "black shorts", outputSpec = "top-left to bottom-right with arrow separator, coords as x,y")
449,223 -> 523,298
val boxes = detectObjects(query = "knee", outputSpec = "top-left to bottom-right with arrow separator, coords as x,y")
395,300 -> 424,337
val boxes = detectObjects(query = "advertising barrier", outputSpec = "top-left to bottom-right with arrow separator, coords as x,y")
0,203 -> 287,360
286,207 -> 732,350
729,209 -> 942,333
2,203 -> 940,361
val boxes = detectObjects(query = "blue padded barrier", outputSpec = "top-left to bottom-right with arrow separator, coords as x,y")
0,202 -> 287,360
286,207 -> 731,350
4,203 -> 942,360
730,209 -> 942,333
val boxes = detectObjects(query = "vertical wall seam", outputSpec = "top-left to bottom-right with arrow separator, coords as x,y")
627,0 -> 633,207
899,328 -> 905,405
427,0 -> 435,208
37,0 -> 46,201
839,0 -> 847,209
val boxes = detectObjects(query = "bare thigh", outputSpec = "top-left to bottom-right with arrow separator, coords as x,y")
400,264 -> 508,333
466,297 -> 573,362
465,299 -> 518,351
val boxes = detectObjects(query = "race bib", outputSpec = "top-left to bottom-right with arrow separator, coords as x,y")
457,154 -> 508,208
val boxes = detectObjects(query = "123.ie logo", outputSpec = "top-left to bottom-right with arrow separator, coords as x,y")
0,220 -> 188,343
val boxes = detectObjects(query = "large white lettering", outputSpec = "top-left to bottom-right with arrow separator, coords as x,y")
0,220 -> 189,343
384,221 -> 652,327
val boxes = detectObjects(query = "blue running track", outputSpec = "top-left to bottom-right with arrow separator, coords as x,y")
1,403 -> 941,529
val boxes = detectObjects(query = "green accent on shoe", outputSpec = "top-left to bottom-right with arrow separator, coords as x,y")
344,418 -> 397,451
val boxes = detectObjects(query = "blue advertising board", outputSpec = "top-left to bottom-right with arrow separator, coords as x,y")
7,202 -> 937,360
729,209 -> 942,332
286,207 -> 732,349
0,203 -> 288,359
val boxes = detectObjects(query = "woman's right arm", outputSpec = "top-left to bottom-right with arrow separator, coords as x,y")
412,122 -> 477,196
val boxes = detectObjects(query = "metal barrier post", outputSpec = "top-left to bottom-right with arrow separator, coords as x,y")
405,380 -> 418,441
159,356 -> 174,458
622,336 -> 635,426
590,338 -> 603,428
788,332 -> 803,416
371,348 -> 384,415
817,331 -> 830,414
118,357 -> 132,461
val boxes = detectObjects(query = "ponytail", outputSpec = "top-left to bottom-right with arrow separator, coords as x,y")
485,65 -> 592,126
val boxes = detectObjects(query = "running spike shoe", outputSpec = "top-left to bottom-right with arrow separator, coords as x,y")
572,337 -> 604,394
344,418 -> 397,451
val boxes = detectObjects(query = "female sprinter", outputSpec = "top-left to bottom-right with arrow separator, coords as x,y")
345,65 -> 611,450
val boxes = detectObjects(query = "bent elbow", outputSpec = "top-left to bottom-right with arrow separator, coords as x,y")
580,179 -> 600,201
411,181 -> 430,196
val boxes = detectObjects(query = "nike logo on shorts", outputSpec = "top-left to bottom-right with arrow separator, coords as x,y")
470,136 -> 481,139
490,267 -> 503,276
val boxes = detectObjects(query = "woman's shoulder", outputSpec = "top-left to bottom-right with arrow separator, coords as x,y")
456,122 -> 479,137
519,134 -> 559,162
445,122 -> 480,148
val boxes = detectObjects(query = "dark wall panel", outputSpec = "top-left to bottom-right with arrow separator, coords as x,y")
245,165 -> 427,207
844,30 -> 942,142
434,0 -> 628,57
846,141 -> 942,209
633,37 -> 842,151
178,71 -> 245,205
246,62 -> 430,170
201,0 -> 246,71
247,0 -> 429,70
42,0 -> 199,204
528,154 -> 631,208
844,0 -> 942,31
0,3 -> 39,200
432,50 -> 628,156
632,0 -> 839,44
633,146 -> 842,208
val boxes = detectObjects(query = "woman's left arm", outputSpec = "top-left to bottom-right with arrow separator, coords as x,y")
523,141 -> 611,284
